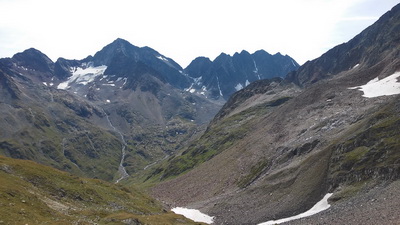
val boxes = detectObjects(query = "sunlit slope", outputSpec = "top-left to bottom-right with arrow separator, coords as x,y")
0,155 -> 203,225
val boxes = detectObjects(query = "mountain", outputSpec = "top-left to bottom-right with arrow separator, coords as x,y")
54,38 -> 190,92
150,4 -> 400,224
0,42 -> 224,185
0,34 -> 300,185
184,50 -> 299,99
0,55 -> 124,181
55,39 -> 299,101
0,39 -> 230,224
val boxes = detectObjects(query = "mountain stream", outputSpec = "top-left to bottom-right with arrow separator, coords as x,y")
102,108 -> 129,183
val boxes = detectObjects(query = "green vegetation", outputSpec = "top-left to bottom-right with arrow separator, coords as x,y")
344,146 -> 369,162
329,103 -> 400,186
0,155 -> 201,224
329,181 -> 370,202
237,159 -> 269,188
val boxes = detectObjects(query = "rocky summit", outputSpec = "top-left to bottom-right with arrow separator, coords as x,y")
184,50 -> 299,99
1,3 -> 400,225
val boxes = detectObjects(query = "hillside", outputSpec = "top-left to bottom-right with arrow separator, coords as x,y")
0,155 -> 203,225
0,65 -> 123,181
151,4 -> 400,224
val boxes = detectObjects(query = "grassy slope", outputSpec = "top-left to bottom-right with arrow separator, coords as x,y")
0,155 -> 203,225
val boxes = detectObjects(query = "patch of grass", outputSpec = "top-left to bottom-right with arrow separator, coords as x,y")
329,181 -> 368,202
237,159 -> 269,188
344,146 -> 369,163
106,212 -> 207,225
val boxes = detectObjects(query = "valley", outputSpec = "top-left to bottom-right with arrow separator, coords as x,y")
0,3 -> 400,225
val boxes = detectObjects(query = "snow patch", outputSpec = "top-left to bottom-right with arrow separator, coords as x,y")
57,65 -> 107,90
172,207 -> 214,224
216,76 -> 223,96
253,59 -> 262,80
259,193 -> 333,225
43,82 -> 48,86
352,64 -> 360,69
185,83 -> 195,92
291,59 -> 297,67
349,72 -> 400,98
235,83 -> 244,91
106,99 -> 110,103
156,55 -> 169,62
194,76 -> 202,85
245,79 -> 250,86
189,89 -> 195,93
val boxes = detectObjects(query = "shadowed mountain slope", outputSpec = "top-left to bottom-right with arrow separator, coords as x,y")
184,50 -> 299,99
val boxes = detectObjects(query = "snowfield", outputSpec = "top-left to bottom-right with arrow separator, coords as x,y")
171,207 -> 214,224
349,72 -> 400,98
259,193 -> 333,225
57,65 -> 107,89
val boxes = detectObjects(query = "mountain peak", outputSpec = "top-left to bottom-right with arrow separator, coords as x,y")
111,38 -> 132,47
13,48 -> 53,62
92,38 -> 139,66
239,50 -> 251,55
12,48 -> 54,73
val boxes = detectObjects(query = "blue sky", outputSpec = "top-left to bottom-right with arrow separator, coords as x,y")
0,0 -> 398,67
